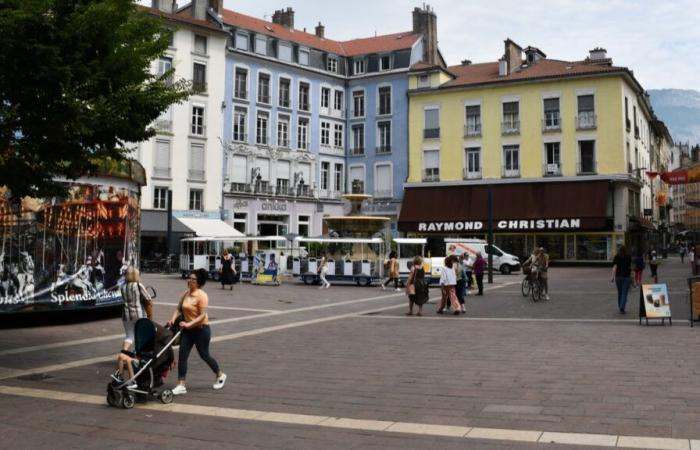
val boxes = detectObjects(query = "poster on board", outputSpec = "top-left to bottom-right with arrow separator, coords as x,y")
640,284 -> 672,319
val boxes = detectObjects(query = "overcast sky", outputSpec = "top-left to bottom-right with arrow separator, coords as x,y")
144,0 -> 700,91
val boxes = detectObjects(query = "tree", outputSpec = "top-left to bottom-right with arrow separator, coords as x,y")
0,0 -> 191,199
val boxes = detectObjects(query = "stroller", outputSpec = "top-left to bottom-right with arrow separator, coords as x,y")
107,318 -> 182,409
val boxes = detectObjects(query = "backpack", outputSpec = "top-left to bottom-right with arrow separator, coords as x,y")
383,259 -> 390,271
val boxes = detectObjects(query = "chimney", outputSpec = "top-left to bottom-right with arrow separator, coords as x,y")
315,22 -> 325,38
191,0 -> 207,20
498,57 -> 508,77
504,38 -> 523,74
151,0 -> 175,13
272,7 -> 295,29
589,47 -> 607,60
412,5 -> 439,66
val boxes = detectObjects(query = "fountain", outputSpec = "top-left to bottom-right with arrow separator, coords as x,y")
323,194 -> 390,237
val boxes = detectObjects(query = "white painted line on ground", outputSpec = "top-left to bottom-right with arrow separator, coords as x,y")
153,302 -> 278,313
352,315 -> 642,324
0,384 -> 693,450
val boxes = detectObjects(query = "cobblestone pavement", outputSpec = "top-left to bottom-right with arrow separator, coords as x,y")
0,258 -> 699,449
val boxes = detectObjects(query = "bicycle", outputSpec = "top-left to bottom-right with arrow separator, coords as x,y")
521,268 -> 544,302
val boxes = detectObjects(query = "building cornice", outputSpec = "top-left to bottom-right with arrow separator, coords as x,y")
404,173 -> 639,189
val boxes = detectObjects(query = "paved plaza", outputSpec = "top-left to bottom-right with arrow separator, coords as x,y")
0,258 -> 699,449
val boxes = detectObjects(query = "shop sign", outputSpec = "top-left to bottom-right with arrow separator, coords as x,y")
417,218 -> 582,232
233,200 -> 248,209
261,201 -> 287,212
644,208 -> 653,216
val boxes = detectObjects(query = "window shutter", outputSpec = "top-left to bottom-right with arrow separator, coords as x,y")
190,144 -> 204,171
350,166 -> 364,183
232,155 -> 247,183
156,141 -> 170,168
466,105 -> 480,117
578,95 -> 594,112
503,102 -> 518,115
376,165 -> 391,192
425,109 -> 439,129
257,158 -> 269,180
299,163 -> 311,183
544,98 -> 559,112
277,160 -> 290,180
424,150 -> 439,168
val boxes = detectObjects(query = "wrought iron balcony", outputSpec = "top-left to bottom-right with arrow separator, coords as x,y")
501,121 -> 520,135
423,128 -> 440,139
543,163 -> 562,177
463,168 -> 481,180
464,124 -> 481,137
576,113 -> 597,130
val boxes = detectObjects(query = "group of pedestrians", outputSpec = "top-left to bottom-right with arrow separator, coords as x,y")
612,246 -> 661,314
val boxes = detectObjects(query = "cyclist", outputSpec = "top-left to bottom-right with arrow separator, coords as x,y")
535,247 -> 550,300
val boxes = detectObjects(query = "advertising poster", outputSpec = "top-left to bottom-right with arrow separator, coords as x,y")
641,284 -> 672,319
691,281 -> 700,323
0,182 -> 141,313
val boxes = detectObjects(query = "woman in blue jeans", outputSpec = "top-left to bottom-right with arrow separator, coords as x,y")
611,246 -> 632,313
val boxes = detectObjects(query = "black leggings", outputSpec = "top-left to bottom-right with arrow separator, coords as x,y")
178,325 -> 220,380
383,277 -> 399,289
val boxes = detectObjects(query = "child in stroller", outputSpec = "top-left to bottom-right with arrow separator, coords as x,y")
107,318 -> 181,409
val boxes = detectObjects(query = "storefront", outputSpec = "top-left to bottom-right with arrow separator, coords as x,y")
398,180 -> 625,262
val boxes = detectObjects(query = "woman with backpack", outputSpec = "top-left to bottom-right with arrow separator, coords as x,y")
632,251 -> 645,288
405,256 -> 429,316
381,251 -> 400,292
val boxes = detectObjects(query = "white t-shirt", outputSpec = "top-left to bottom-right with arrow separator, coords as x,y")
440,266 -> 457,286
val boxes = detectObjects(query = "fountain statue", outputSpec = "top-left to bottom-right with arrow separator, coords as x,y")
323,194 -> 390,237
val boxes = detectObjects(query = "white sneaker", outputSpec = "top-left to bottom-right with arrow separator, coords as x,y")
325,284 -> 331,289
172,384 -> 187,395
381,285 -> 386,290
213,373 -> 227,390
545,295 -> 550,301
394,288 -> 401,292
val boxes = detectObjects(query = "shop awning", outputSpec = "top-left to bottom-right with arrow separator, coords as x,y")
630,216 -> 656,231
398,181 -> 611,233
141,210 -> 193,235
177,217 -> 245,238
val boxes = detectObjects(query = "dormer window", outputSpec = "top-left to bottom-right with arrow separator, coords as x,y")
235,32 -> 249,51
298,48 -> 309,65
417,74 -> 430,88
255,35 -> 267,55
354,58 -> 366,75
327,55 -> 338,73
278,41 -> 292,62
194,34 -> 207,55
380,54 -> 392,71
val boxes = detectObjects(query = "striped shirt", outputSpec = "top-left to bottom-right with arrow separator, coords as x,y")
121,282 -> 150,321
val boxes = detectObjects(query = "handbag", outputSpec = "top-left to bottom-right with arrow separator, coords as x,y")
139,283 -> 154,320
406,268 -> 416,296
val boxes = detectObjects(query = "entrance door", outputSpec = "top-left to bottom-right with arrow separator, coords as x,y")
257,214 -> 289,249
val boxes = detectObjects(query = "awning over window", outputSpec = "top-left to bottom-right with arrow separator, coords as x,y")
177,217 -> 245,238
398,181 -> 611,233
141,210 -> 193,236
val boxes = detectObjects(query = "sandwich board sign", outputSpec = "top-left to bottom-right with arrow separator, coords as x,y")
639,284 -> 672,326
687,277 -> 700,327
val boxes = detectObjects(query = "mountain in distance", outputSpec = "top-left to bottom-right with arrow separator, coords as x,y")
648,89 -> 700,145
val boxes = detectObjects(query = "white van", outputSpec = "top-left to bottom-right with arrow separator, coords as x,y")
444,238 -> 521,275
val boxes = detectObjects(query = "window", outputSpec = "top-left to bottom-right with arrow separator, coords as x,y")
464,147 -> 480,179
349,166 -> 365,193
625,97 -> 630,131
333,163 -> 343,192
377,121 -> 391,153
157,57 -> 173,84
234,67 -> 247,99
189,143 -> 205,181
153,187 -> 168,209
503,145 -> 519,177
380,54 -> 392,71
465,105 -> 481,136
423,108 -> 439,138
378,86 -> 391,115
298,82 -> 310,111
543,98 -> 560,129
353,91 -> 364,117
194,34 -> 207,55
423,149 -> 439,181
320,121 -> 331,146
298,49 -> 309,65
256,112 -> 269,145
333,123 -> 343,148
193,63 -> 206,92
333,90 -> 343,112
277,115 -> 290,147
375,164 -> 392,198
233,107 -> 247,142
231,155 -> 247,186
235,32 -> 248,51
327,56 -> 338,73
633,106 -> 638,136
276,160 -> 290,193
298,215 -> 310,237
417,74 -> 430,88
502,102 -> 519,133
351,125 -> 364,155
278,42 -> 292,62
579,140 -> 596,174
233,212 -> 247,234
577,95 -> 595,129
154,140 -> 171,178
278,78 -> 290,107
297,118 -> 309,150
191,106 -> 205,135
320,162 -> 330,190
354,58 -> 366,75
255,35 -> 267,55
321,87 -> 331,109
544,142 -> 561,175
188,189 -> 203,211
257,73 -> 270,104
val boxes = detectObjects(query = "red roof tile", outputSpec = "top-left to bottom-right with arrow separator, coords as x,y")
220,8 -> 419,57
138,5 -> 226,34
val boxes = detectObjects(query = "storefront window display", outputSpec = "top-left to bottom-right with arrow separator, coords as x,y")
576,235 -> 610,261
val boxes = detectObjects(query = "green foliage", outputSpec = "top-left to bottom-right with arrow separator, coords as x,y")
0,0 -> 191,199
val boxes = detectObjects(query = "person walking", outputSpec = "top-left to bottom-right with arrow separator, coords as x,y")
454,255 -> 466,313
473,252 -> 486,296
537,247 -> 550,300
220,250 -> 236,291
405,256 -> 429,316
611,246 -> 632,314
632,251 -> 645,288
679,245 -> 686,263
463,252 -> 474,293
120,267 -> 152,351
437,256 -> 461,315
381,251 -> 400,292
167,268 -> 226,395
649,250 -> 659,283
317,252 -> 331,289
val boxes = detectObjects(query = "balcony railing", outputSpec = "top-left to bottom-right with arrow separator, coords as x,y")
577,161 -> 597,175
230,182 -> 252,194
278,138 -> 290,148
373,190 -> 393,199
188,169 -> 206,181
542,115 -> 561,132
299,102 -> 310,112
422,169 -> 439,182
464,124 -> 481,137
153,167 -> 171,179
154,118 -> 172,132
635,125 -> 640,139
233,90 -> 248,100
502,166 -> 520,178
230,181 -> 320,199
350,147 -> 365,156
190,125 -> 206,136
376,145 -> 391,154
501,121 -> 520,135
232,133 -> 247,143
257,94 -> 270,104
192,81 -> 207,93
279,98 -> 290,108
463,168 -> 481,180
576,112 -> 597,130
543,163 -> 562,177
423,128 -> 440,139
